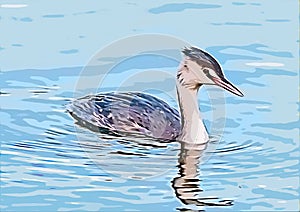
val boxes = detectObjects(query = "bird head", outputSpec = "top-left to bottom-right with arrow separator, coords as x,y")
178,46 -> 243,97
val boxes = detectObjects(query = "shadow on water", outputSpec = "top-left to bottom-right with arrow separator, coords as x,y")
73,119 -> 234,208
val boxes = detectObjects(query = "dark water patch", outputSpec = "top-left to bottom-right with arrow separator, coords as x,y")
199,104 -> 211,113
226,97 -> 272,105
212,22 -> 261,26
204,164 -> 286,180
92,77 -> 176,94
1,67 -> 82,85
232,2 -> 246,6
252,188 -> 298,200
42,14 -> 65,18
212,140 -> 253,154
207,44 -> 293,65
240,111 -> 253,115
22,97 -> 70,106
218,67 -> 276,86
11,44 -> 23,47
73,189 -> 141,201
60,49 -> 79,54
233,68 -> 297,81
246,201 -> 273,208
243,80 -> 265,87
177,207 -> 205,211
127,187 -> 151,193
243,131 -> 295,145
29,90 -> 49,94
97,55 -> 126,62
73,10 -> 97,15
111,150 -> 146,157
46,128 -> 69,136
148,3 -> 221,14
206,46 -> 261,64
85,10 -> 96,14
20,17 -> 33,22
250,3 -> 261,6
214,117 -> 240,128
251,120 -> 299,130
0,91 -> 10,95
13,143 -> 37,153
1,109 -> 67,139
256,107 -> 271,112
141,49 -> 182,60
55,152 -> 87,160
266,19 -> 290,23
106,54 -> 178,73
54,91 -> 75,99
3,109 -> 53,128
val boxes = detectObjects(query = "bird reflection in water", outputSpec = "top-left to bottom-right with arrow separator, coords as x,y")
172,141 -> 233,207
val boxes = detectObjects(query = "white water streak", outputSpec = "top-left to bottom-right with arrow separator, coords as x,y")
246,62 -> 284,67
0,4 -> 28,8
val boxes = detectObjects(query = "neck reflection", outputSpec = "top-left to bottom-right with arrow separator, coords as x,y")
171,141 -> 233,207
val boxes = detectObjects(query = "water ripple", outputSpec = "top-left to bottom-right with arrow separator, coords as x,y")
1,37 -> 298,211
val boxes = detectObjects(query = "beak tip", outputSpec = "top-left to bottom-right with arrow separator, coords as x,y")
238,91 -> 244,97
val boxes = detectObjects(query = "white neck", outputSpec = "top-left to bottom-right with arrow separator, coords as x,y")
176,66 -> 209,144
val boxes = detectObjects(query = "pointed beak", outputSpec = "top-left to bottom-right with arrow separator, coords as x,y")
212,77 -> 244,97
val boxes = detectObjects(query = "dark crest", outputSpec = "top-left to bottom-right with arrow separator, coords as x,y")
182,46 -> 223,77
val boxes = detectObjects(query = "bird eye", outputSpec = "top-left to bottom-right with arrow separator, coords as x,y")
203,69 -> 209,75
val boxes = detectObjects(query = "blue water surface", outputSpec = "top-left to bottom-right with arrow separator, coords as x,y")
0,0 -> 299,211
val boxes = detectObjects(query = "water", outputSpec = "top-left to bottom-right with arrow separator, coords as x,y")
1,1 -> 299,211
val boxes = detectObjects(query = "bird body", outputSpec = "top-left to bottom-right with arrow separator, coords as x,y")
67,47 -> 243,144
67,92 -> 181,140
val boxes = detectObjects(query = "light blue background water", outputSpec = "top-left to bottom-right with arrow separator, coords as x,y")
1,0 -> 299,211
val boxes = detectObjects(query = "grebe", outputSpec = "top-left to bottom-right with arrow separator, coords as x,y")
67,47 -> 243,144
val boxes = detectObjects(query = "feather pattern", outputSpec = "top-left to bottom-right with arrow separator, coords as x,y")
67,92 -> 181,140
